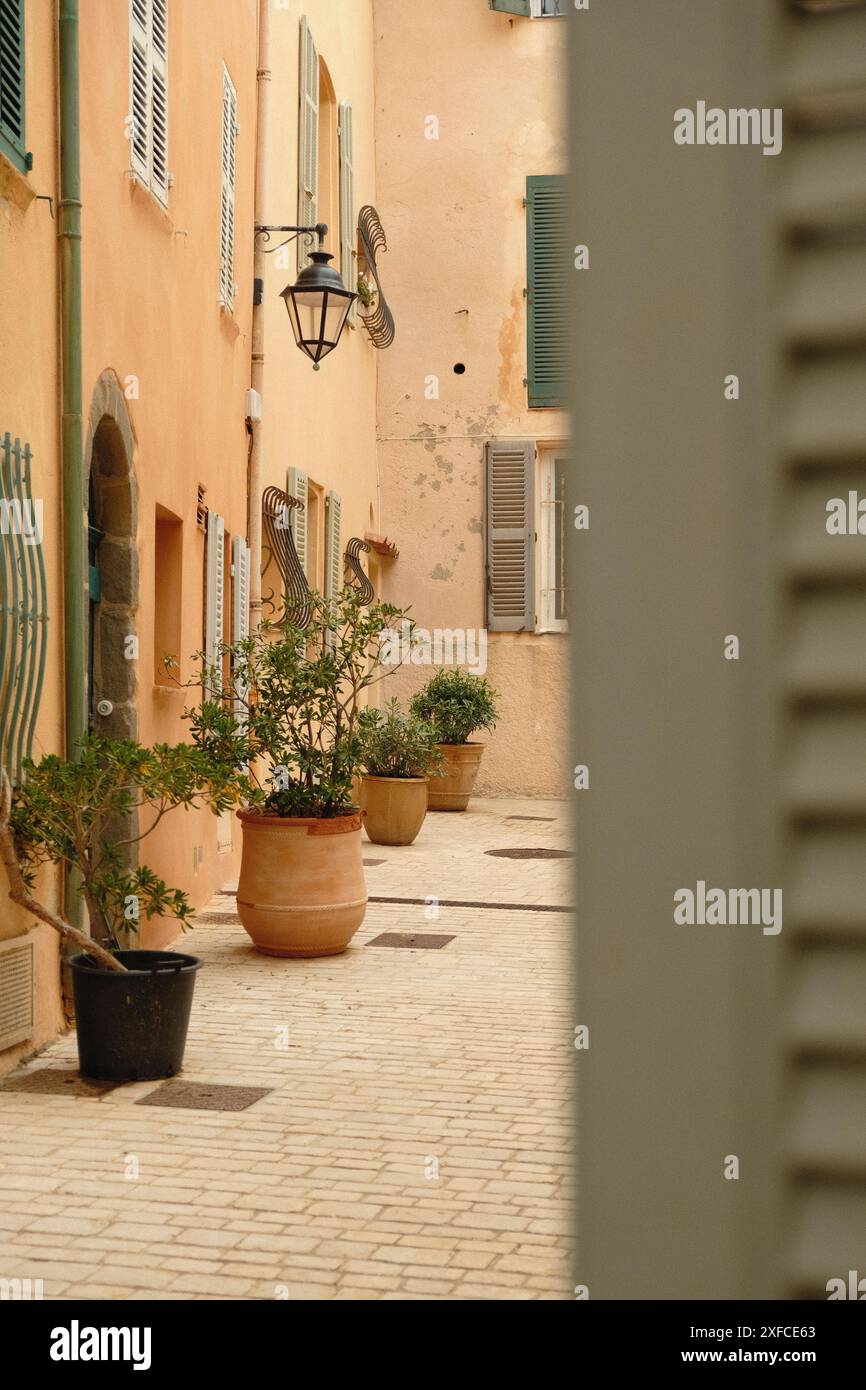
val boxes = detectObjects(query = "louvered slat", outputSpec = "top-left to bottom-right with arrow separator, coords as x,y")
298,16 -> 319,272
782,0 -> 866,1298
0,0 -> 25,160
0,937 -> 33,1052
526,176 -> 568,408
486,439 -> 535,631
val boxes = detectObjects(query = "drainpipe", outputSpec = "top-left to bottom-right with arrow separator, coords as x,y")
58,0 -> 86,928
248,0 -> 271,630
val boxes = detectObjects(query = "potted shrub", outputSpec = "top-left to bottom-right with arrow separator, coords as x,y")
0,736 -> 239,1081
359,698 -> 443,846
185,589 -> 412,958
410,668 -> 499,811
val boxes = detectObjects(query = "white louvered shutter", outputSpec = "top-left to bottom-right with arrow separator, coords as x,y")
778,0 -> 866,1300
129,0 -> 169,204
324,492 -> 343,600
232,535 -> 250,643
129,0 -> 150,181
205,510 -> 225,677
298,15 -> 319,271
486,439 -> 536,632
220,68 -> 238,309
287,467 -> 309,575
339,101 -> 356,324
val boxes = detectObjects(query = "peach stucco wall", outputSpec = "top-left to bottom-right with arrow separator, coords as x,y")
79,0 -> 258,945
258,2 -> 381,599
0,0 -> 66,1067
373,0 -> 569,796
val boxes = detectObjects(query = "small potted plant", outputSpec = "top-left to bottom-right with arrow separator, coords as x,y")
185,589 -> 412,957
410,668 -> 499,811
359,698 -> 443,846
0,736 -> 239,1082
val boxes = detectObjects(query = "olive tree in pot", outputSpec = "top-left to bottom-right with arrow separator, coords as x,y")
0,736 -> 240,1081
359,698 -> 443,846
410,668 -> 499,811
184,589 -> 412,958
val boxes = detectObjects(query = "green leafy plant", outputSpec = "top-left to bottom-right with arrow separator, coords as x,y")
0,736 -> 242,971
356,275 -> 376,309
360,698 -> 444,780
410,667 -> 499,746
183,589 -> 415,819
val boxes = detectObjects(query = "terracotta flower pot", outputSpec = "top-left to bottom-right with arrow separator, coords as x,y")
426,742 -> 485,812
236,810 -> 367,957
360,774 -> 429,846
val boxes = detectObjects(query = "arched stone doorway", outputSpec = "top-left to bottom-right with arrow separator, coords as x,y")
84,372 -> 138,741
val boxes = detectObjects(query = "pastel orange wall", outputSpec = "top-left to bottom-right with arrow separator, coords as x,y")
259,2 -> 381,615
373,0 -> 569,796
0,1 -> 65,1068
79,0 -> 258,942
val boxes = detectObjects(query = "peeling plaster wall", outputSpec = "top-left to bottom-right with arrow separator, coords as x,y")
373,0 -> 569,797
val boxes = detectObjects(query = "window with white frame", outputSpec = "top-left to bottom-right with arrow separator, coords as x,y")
539,449 -> 568,632
129,0 -> 169,204
220,66 -> 238,310
534,0 -> 563,16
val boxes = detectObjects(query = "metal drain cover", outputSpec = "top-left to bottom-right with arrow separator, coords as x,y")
0,1068 -> 120,1097
366,932 -> 455,950
486,848 -> 573,860
506,815 -> 555,823
136,1082 -> 272,1112
195,911 -> 239,924
363,858 -> 386,867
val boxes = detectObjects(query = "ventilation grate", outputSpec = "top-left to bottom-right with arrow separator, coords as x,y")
1,1068 -> 119,1097
136,1081 -> 272,1112
485,847 -> 573,860
366,932 -> 455,951
0,936 -> 34,1052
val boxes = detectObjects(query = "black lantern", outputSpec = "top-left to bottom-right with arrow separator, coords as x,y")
281,246 -> 356,368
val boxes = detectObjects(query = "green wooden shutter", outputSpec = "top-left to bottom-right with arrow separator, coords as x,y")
526,174 -> 568,408
298,15 -> 319,272
489,1 -> 532,15
339,101 -> 356,325
486,439 -> 535,632
0,0 -> 28,174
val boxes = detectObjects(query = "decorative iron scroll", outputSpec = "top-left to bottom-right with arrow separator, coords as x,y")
261,485 -> 312,629
0,433 -> 48,785
357,205 -> 395,350
344,537 -> 375,604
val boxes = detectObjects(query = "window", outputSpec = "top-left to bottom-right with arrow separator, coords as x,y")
538,450 -> 568,632
526,174 -> 568,408
154,505 -> 182,683
129,0 -> 169,205
317,61 -> 338,255
0,0 -> 28,175
486,440 -> 568,633
534,0 -> 563,15
339,101 -> 356,321
220,67 -> 238,310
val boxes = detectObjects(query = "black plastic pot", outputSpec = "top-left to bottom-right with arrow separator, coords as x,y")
69,950 -> 202,1082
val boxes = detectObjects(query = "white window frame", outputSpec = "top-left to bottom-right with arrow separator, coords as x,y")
538,446 -> 568,634
532,0 -> 564,16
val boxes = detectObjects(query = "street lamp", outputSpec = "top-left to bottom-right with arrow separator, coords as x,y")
255,222 -> 356,368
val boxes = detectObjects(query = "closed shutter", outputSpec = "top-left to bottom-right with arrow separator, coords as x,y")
339,101 -> 356,324
486,439 -> 535,632
220,67 -> 238,309
0,0 -> 27,173
150,0 -> 168,201
287,467 -> 309,575
324,491 -> 342,600
526,175 -> 568,408
489,1 -> 532,15
205,510 -> 225,676
232,535 -> 250,643
298,15 -> 319,272
129,0 -> 169,204
780,0 -> 866,1300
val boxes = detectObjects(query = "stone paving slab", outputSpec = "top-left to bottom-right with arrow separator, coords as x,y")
0,798 -> 574,1301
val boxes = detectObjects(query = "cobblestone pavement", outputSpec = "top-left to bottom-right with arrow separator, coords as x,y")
0,798 -> 574,1301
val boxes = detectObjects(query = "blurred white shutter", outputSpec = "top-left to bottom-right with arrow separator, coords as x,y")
324,491 -> 343,600
220,68 -> 238,309
339,101 -> 356,324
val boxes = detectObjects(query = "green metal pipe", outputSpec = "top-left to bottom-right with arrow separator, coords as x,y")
59,0 -> 85,929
